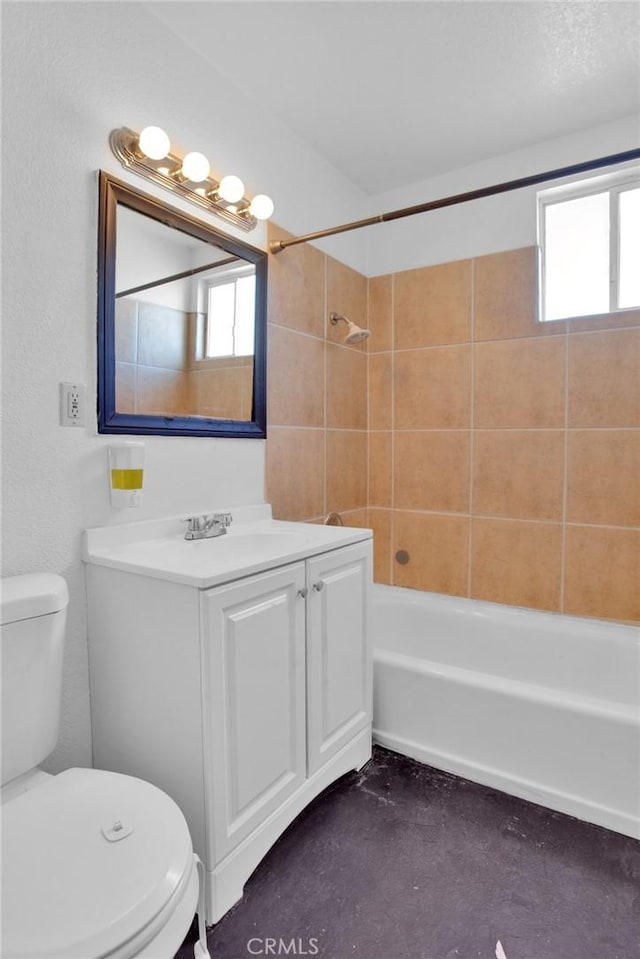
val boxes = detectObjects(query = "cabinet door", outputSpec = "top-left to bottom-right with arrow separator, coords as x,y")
306,541 -> 372,776
201,564 -> 307,863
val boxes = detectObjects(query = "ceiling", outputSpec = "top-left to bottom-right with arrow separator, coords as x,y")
150,1 -> 640,196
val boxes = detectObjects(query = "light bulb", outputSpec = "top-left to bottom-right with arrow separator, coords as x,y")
218,175 -> 245,203
181,151 -> 210,182
138,126 -> 170,160
249,194 -> 274,220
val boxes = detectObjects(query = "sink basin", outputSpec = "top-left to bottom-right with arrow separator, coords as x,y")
189,530 -> 311,554
84,507 -> 372,589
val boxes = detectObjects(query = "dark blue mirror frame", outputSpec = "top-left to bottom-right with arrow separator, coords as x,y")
97,172 -> 267,438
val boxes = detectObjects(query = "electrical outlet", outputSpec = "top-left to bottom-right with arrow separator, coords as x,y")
59,382 -> 86,427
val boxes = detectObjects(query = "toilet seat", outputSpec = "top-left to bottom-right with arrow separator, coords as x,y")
2,767 -> 197,959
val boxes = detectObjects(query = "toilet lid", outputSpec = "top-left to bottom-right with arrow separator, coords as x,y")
2,768 -> 195,959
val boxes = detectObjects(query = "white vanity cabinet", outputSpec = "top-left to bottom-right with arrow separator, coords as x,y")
306,545 -> 371,775
202,563 -> 308,863
85,513 -> 372,925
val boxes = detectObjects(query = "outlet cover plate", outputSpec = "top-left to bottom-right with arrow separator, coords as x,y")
60,382 -> 86,427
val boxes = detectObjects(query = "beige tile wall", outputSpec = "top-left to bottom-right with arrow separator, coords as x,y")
265,233 -> 638,623
265,224 -> 369,530
368,246 -> 640,623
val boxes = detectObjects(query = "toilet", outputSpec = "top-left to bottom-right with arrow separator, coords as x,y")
1,573 -> 210,959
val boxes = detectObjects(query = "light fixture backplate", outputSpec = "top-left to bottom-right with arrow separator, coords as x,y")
110,127 -> 258,232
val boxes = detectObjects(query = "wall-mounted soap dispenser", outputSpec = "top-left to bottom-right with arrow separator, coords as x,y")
108,442 -> 145,508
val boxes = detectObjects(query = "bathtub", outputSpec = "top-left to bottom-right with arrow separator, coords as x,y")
372,584 -> 640,839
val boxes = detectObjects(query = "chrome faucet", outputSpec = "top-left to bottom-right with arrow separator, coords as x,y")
183,513 -> 233,540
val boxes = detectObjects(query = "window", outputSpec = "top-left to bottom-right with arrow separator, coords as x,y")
537,171 -> 640,322
205,270 -> 256,357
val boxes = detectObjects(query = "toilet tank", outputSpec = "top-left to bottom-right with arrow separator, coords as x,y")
1,574 -> 69,786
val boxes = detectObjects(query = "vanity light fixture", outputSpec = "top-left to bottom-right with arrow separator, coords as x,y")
137,125 -> 170,161
218,175 -> 245,204
110,125 -> 274,232
249,194 -> 275,221
180,151 -> 210,183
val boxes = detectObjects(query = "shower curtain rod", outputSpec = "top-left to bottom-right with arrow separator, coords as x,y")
115,254 -> 240,299
269,147 -> 640,254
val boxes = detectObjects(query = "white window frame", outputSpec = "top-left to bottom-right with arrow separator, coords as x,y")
537,168 -> 640,322
196,263 -> 256,359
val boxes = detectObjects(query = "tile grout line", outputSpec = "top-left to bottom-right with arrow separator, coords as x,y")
562,320 -> 640,337
390,273 -> 396,586
348,505 -> 640,531
268,319 -> 368,352
366,278 -> 370,524
133,306 -> 139,413
467,259 -> 475,599
559,328 -> 570,613
353,318 -> 639,354
270,425 -> 381,434
323,254 -> 328,520
386,426 -> 640,433
564,520 -> 640,532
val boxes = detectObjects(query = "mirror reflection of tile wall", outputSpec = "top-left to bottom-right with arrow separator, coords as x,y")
115,298 -> 253,420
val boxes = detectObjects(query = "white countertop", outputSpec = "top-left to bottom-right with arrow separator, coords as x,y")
84,505 -> 372,589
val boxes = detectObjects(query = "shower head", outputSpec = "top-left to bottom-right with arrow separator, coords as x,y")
344,322 -> 370,344
329,312 -> 371,344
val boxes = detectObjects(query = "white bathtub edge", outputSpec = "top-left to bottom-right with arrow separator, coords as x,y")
372,729 -> 640,841
375,650 -> 637,722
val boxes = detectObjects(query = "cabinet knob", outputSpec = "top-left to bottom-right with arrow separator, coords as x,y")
313,581 -> 324,592
297,587 -> 308,599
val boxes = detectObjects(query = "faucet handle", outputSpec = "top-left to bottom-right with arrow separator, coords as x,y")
182,516 -> 209,539
213,512 -> 233,528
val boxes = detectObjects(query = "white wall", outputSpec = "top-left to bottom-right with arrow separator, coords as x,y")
364,114 -> 640,275
1,1 -> 368,772
116,206 -> 204,310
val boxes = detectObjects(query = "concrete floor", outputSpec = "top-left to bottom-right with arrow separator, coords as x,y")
176,747 -> 640,959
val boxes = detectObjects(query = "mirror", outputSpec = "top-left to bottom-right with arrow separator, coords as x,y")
98,173 -> 267,437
